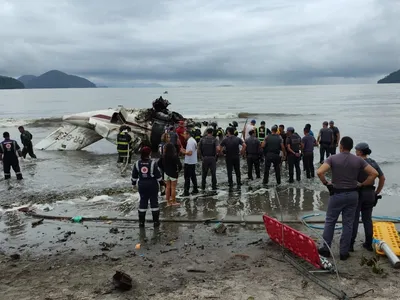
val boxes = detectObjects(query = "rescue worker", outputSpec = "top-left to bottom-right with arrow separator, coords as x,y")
117,125 -> 132,163
303,124 -> 314,171
286,127 -> 302,183
329,120 -> 340,155
279,124 -> 287,168
350,143 -> 385,252
262,125 -> 286,185
131,146 -> 164,228
257,121 -> 271,143
199,128 -> 220,190
227,121 -> 239,136
191,122 -> 202,143
0,132 -> 23,180
305,123 -> 314,137
317,136 -> 379,260
126,126 -> 135,163
18,126 -> 36,159
220,127 -> 246,188
301,127 -> 317,178
317,121 -> 334,164
245,130 -> 261,180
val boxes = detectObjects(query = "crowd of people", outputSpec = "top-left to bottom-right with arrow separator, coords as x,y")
130,118 -> 386,261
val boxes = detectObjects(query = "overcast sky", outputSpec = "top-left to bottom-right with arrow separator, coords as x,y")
1,0 -> 399,86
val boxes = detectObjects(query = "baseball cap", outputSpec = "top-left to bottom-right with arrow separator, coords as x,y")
251,119 -> 256,124
287,127 -> 294,132
329,120 -> 334,124
355,142 -> 369,151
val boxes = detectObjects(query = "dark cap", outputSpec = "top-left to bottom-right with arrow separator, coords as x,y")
323,121 -> 328,125
271,125 -> 278,131
141,146 -> 152,156
251,119 -> 256,124
287,127 -> 294,132
355,142 -> 369,151
329,120 -> 334,124
260,121 -> 265,125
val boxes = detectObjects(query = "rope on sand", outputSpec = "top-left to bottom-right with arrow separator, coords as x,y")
24,212 -> 400,225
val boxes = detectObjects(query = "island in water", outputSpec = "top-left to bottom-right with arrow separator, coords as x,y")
18,70 -> 96,89
0,75 -> 25,89
377,69 -> 400,84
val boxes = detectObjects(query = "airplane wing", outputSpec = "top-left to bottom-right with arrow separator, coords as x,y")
34,124 -> 103,151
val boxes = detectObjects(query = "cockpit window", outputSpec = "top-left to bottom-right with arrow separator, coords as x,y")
110,112 -> 123,124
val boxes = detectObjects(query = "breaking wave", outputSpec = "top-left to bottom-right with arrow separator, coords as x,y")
0,117 -> 62,128
0,112 -> 316,128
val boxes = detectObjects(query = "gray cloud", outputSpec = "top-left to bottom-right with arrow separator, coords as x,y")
0,0 -> 399,86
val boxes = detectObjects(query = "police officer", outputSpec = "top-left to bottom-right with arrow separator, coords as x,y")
117,125 -> 132,163
350,142 -> 386,252
257,121 -> 271,143
0,132 -> 23,180
317,137 -> 379,260
131,146 -> 164,227
262,125 -> 286,185
18,126 -> 37,159
286,127 -> 302,183
317,121 -> 334,163
245,130 -> 261,180
220,127 -> 246,188
199,128 -> 220,190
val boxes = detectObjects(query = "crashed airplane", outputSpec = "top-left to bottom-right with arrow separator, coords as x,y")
34,97 -> 197,152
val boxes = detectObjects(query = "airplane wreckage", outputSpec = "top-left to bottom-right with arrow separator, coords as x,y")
34,97 -> 205,153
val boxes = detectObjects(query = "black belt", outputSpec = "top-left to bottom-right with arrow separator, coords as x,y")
359,185 -> 375,190
332,188 -> 358,194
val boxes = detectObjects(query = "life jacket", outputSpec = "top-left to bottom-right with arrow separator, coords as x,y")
257,126 -> 266,142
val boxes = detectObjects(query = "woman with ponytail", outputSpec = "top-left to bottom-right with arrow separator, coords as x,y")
350,142 -> 386,252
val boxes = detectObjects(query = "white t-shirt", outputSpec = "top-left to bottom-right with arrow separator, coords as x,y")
245,124 -> 255,140
184,137 -> 198,165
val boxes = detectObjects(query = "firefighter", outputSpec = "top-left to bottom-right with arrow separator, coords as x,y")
126,126 -> 135,163
0,132 -> 23,180
131,146 -> 164,227
117,125 -> 132,163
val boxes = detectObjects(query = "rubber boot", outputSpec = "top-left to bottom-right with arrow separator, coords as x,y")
16,174 -> 23,180
152,210 -> 160,227
138,211 -> 146,228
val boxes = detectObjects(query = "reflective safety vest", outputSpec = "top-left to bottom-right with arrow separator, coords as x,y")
257,126 -> 266,142
117,132 -> 131,154
191,128 -> 202,143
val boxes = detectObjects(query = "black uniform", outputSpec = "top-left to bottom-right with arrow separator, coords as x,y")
286,133 -> 302,182
20,130 -> 36,159
220,136 -> 243,187
199,135 -> 218,190
0,139 -> 23,180
117,132 -> 132,163
263,134 -> 283,184
191,128 -> 202,143
131,159 -> 162,226
318,128 -> 333,163
245,136 -> 261,179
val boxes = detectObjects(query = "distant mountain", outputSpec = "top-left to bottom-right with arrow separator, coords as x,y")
18,70 -> 96,89
378,69 -> 400,84
18,75 -> 37,86
0,75 -> 25,89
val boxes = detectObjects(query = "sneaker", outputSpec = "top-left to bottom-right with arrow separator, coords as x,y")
362,243 -> 373,252
318,248 -> 331,257
180,191 -> 190,197
340,253 -> 350,261
191,189 -> 199,194
349,244 -> 354,252
153,222 -> 160,227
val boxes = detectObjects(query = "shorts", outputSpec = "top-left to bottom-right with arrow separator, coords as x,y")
165,175 -> 177,181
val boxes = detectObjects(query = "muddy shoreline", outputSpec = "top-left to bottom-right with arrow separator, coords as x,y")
1,215 -> 400,300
